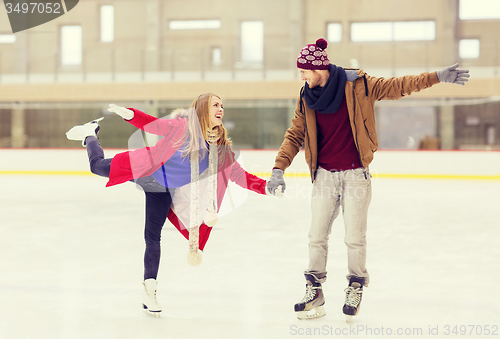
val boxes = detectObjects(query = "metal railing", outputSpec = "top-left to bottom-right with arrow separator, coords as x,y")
1,42 -> 500,83
0,46 -> 300,83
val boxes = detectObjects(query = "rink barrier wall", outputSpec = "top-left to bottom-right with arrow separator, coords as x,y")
0,149 -> 499,180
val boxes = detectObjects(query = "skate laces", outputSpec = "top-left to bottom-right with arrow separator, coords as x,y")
344,285 -> 362,307
148,289 -> 157,299
144,283 -> 158,299
301,283 -> 320,303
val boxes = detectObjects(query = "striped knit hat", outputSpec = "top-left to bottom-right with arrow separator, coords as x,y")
296,38 -> 330,70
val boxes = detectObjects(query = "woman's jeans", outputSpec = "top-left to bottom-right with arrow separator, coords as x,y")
86,136 -> 172,281
305,167 -> 371,286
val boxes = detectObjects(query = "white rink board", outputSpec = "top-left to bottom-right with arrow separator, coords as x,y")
1,149 -> 499,178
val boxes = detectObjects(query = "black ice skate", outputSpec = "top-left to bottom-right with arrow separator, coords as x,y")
343,276 -> 364,323
294,274 -> 326,320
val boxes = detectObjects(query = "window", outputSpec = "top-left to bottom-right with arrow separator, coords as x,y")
61,26 -> 82,66
393,21 -> 435,41
459,39 -> 480,59
327,23 -> 342,42
100,5 -> 114,42
212,47 -> 222,66
459,0 -> 500,19
352,22 -> 392,42
241,21 -> 263,63
0,35 -> 16,43
486,126 -> 496,145
169,20 -> 221,30
351,21 -> 435,42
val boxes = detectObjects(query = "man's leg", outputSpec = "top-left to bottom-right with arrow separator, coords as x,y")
295,168 -> 342,319
342,167 -> 371,285
305,168 -> 342,283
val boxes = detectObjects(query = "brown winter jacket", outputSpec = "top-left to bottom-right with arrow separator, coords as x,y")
274,69 -> 440,182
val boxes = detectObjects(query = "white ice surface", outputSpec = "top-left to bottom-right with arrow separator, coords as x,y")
0,174 -> 499,339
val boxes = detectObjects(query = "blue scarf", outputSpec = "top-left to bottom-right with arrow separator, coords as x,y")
304,64 -> 347,114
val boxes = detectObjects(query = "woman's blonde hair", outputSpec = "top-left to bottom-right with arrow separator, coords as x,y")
174,93 -> 232,163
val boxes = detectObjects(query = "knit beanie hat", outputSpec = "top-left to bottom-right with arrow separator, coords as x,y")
297,38 -> 330,70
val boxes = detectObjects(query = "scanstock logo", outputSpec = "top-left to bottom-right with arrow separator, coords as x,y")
4,0 -> 80,33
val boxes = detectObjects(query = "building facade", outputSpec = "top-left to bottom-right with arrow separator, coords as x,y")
0,0 -> 499,149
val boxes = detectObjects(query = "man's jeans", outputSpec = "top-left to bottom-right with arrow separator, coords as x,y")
305,167 -> 371,286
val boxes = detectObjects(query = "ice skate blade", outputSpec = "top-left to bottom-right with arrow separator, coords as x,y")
143,309 -> 161,318
143,304 -> 161,318
88,117 -> 104,124
296,306 -> 326,320
344,306 -> 360,323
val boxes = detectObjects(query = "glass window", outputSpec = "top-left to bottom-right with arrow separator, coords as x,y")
459,0 -> 500,19
351,21 -> 435,42
212,47 -> 222,66
169,20 -> 221,30
486,126 -> 496,145
393,21 -> 435,41
0,35 -> 16,43
61,26 -> 82,66
101,5 -> 114,42
459,39 -> 480,58
241,21 -> 263,63
327,23 -> 342,42
351,22 -> 392,42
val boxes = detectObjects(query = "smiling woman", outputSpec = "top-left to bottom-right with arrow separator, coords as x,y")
209,95 -> 224,128
64,92 -> 269,317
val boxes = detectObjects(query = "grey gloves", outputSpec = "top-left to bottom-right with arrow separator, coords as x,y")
108,104 -> 134,120
266,168 -> 286,196
436,63 -> 470,86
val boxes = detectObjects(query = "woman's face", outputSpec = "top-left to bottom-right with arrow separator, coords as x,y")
209,96 -> 224,128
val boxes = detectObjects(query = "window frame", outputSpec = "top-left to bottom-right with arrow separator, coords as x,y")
240,21 -> 264,64
0,34 -> 16,44
350,20 -> 436,43
168,20 -> 221,30
60,25 -> 83,66
459,38 -> 480,59
326,22 -> 343,43
100,5 -> 114,43
459,0 -> 500,20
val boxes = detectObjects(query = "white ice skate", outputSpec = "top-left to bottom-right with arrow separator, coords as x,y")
65,117 -> 103,146
143,278 -> 162,318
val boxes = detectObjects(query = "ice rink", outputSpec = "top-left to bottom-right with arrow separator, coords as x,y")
1,149 -> 499,339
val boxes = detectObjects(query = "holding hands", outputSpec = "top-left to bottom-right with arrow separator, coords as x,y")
266,168 -> 286,197
108,104 -> 134,120
436,64 -> 470,86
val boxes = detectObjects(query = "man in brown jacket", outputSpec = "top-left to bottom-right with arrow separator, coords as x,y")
266,38 -> 469,321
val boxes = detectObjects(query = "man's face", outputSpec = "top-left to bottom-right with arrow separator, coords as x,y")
299,68 -> 322,88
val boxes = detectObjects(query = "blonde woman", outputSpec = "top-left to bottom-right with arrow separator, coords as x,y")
66,93 -> 269,317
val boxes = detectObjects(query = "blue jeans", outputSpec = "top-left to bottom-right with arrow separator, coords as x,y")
86,136 -> 172,280
305,167 -> 371,286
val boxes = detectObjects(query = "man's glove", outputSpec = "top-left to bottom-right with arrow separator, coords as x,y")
266,168 -> 286,196
108,104 -> 134,120
436,63 -> 470,86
